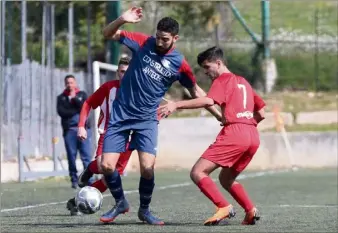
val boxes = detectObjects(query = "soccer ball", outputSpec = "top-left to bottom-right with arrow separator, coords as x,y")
75,186 -> 103,214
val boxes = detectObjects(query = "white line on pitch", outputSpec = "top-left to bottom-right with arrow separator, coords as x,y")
1,169 -> 289,213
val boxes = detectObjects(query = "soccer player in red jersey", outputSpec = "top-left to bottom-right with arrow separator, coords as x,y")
158,46 -> 266,226
66,57 -> 133,215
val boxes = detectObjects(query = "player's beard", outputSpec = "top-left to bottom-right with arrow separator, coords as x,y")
155,41 -> 174,55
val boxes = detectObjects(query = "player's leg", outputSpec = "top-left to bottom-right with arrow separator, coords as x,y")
190,156 -> 235,225
116,147 -> 133,175
77,129 -> 93,186
130,122 -> 164,225
99,124 -> 130,223
78,134 -> 105,187
77,127 -> 92,169
63,129 -> 79,189
232,150 -> 260,223
219,127 -> 260,225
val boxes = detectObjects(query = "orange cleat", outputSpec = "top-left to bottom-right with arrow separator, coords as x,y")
204,205 -> 236,226
242,207 -> 260,225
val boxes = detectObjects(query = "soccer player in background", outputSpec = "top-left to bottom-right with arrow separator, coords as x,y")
99,7 -> 223,225
158,46 -> 266,226
66,57 -> 133,216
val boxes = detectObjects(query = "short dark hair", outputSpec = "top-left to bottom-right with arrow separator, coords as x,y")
157,17 -> 179,36
197,46 -> 226,66
118,56 -> 131,66
64,74 -> 75,82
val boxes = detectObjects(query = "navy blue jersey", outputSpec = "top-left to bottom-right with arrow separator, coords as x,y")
110,30 -> 196,122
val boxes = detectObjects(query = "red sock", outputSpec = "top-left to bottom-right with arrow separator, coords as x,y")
90,179 -> 107,193
197,176 -> 229,208
116,150 -> 133,175
88,160 -> 100,174
228,182 -> 254,212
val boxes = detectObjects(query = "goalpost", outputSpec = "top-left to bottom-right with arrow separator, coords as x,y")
92,61 -> 118,147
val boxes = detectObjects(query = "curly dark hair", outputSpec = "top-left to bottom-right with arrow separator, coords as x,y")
157,17 -> 179,36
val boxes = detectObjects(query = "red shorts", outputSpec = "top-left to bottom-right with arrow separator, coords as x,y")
201,124 -> 260,174
96,134 -> 133,174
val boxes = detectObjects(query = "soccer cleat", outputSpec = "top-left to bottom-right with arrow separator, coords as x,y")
78,166 -> 93,188
99,199 -> 130,223
204,205 -> 236,226
138,208 -> 165,225
242,207 -> 260,225
66,197 -> 82,216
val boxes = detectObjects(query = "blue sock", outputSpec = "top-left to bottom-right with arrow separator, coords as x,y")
104,170 -> 125,203
139,176 -> 155,210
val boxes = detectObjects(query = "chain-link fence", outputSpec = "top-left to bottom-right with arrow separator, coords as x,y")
1,61 -> 89,161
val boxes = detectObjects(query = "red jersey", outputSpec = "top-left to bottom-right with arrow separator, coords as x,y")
78,80 -> 120,134
207,73 -> 265,126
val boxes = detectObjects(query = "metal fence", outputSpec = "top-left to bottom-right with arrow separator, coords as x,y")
1,60 -> 89,161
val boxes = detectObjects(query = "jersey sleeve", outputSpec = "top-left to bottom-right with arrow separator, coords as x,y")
86,82 -> 109,109
177,59 -> 197,88
207,78 -> 226,105
253,90 -> 266,111
78,101 -> 91,127
119,30 -> 150,52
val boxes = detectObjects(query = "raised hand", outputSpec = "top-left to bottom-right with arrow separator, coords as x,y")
121,7 -> 143,23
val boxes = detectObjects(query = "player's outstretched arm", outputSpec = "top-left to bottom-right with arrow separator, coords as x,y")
158,96 -> 215,119
77,82 -> 110,140
177,59 -> 223,122
103,7 -> 143,40
187,85 -> 223,122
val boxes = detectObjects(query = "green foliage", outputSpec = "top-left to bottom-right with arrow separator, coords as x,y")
4,0 -> 337,91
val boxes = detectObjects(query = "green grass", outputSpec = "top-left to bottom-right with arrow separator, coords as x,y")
231,0 -> 338,37
1,169 -> 337,232
263,123 -> 338,132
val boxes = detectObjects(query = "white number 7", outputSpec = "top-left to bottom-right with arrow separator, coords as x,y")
237,84 -> 247,109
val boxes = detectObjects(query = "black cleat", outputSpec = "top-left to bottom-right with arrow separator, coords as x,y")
78,166 -> 93,188
66,197 -> 82,216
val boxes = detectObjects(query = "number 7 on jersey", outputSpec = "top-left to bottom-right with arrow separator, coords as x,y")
237,84 -> 247,109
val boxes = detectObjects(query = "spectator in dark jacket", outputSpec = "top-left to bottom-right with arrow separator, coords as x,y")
57,75 -> 92,189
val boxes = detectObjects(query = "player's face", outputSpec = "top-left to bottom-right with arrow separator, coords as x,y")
117,64 -> 129,80
201,60 -> 222,80
65,77 -> 77,91
155,31 -> 178,54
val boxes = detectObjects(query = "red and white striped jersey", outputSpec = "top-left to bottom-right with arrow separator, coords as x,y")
78,80 -> 120,134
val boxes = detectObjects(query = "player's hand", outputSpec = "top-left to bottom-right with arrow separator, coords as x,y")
77,127 -> 87,140
157,102 -> 177,119
121,7 -> 143,23
217,115 -> 226,126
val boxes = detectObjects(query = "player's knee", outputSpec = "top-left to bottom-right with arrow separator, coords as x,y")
101,161 -> 116,174
140,166 -> 154,179
190,169 -> 201,184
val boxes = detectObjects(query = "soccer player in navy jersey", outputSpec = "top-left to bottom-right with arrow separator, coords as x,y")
99,7 -> 222,225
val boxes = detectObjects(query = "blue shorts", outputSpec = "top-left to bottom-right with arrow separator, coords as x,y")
103,120 -> 158,156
